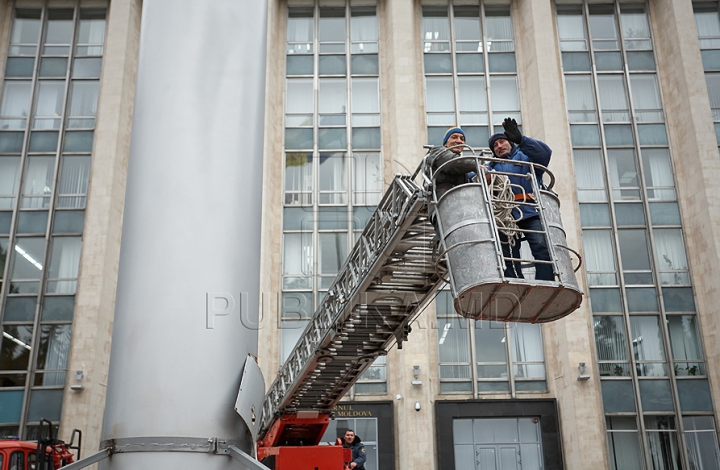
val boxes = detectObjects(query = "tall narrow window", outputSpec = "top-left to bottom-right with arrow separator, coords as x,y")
559,3 -> 716,468
281,3 -> 384,394
422,4 -> 519,147
0,6 -> 106,439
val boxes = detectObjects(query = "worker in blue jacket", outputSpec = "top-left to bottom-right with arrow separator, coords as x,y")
341,429 -> 366,470
487,118 -> 554,281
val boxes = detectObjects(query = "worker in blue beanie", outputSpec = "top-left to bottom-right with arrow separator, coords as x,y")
425,126 -> 476,200
487,118 -> 554,280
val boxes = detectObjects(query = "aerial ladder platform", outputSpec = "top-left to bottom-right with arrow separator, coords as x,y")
255,149 -> 583,469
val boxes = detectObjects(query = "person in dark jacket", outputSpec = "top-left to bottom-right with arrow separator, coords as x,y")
425,127 -> 478,199
342,429 -> 366,469
487,118 -> 554,281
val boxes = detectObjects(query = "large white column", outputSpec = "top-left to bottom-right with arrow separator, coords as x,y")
100,1 -> 267,469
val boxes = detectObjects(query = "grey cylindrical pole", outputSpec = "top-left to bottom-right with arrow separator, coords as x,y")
100,1 -> 267,469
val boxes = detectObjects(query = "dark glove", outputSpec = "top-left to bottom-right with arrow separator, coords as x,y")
502,118 -> 522,145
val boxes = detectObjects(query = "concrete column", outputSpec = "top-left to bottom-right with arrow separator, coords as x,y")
60,0 -> 141,452
99,1 -> 267,469
650,0 -> 720,421
380,1 -> 437,469
513,1 -> 607,468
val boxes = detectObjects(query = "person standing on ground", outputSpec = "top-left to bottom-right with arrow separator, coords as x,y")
341,429 -> 366,470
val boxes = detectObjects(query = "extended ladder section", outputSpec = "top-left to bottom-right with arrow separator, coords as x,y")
258,171 -> 443,443
257,151 -> 583,448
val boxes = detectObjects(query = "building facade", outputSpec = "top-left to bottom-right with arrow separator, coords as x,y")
1,0 -> 720,469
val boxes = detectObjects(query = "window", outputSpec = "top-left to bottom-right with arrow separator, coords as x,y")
695,2 -> 720,150
281,3 -> 384,394
422,4 -> 519,147
0,6 -> 106,439
436,291 -> 546,395
560,3 -> 714,468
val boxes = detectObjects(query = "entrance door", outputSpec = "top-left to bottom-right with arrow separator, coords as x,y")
454,418 -> 543,470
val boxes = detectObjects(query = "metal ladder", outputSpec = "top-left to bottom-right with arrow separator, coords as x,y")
259,170 -> 443,438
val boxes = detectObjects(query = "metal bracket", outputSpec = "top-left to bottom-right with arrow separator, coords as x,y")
60,437 -> 267,470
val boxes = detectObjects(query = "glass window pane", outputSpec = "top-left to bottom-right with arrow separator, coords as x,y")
63,131 -> 93,152
27,389 -> 64,422
47,236 -> 82,281
68,81 -> 99,124
317,207 -> 348,230
351,78 -> 378,114
488,53 -> 516,73
490,76 -> 519,113
0,157 -> 21,209
319,55 -> 346,75
319,8 -> 345,43
458,76 -> 486,114
318,128 -> 346,150
285,128 -> 313,150
39,57 -> 68,77
597,75 -> 629,121
424,53 -> 452,73
574,149 -> 607,201
601,380 -> 636,412
570,124 -> 600,146
0,390 -> 24,423
607,419 -> 642,470
474,321 -> 506,362
352,128 -> 379,150
57,156 -> 91,208
11,237 -> 45,279
627,51 -> 655,71
456,53 -> 483,73
16,211 -> 47,234
630,74 -> 661,113
0,132 -> 24,153
1,82 -> 32,126
22,156 -> 55,209
284,152 -> 312,203
677,380 -> 713,412
583,230 -> 617,286
662,287 -> 696,312
286,78 -> 313,115
654,228 -> 688,280
35,324 -> 71,373
351,54 -> 377,75
77,9 -> 107,55
318,232 -> 347,275
684,416 -> 720,470
594,315 -> 628,361
72,58 -> 102,78
5,57 -> 35,77
565,75 -> 596,122
595,51 -> 623,71
630,316 -> 666,361
0,325 -> 34,370
642,149 -> 675,200
286,55 -> 313,75
283,207 -> 313,231
580,204 -> 610,227
283,232 -> 312,276
11,10 -> 42,45
639,379 -> 674,411
4,296 -> 37,322
614,203 -> 644,226
650,202 -> 681,226
319,78 -> 346,115
42,295 -> 74,321
667,315 -> 702,362
426,76 -> 454,113
45,9 -> 73,45
28,131 -> 59,153
638,124 -> 668,145
437,317 -> 471,363
605,125 -> 633,146
608,149 -> 639,199
590,288 -> 622,312
626,287 -> 658,312
562,52 -> 591,71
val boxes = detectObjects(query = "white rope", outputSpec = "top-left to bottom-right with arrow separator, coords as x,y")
489,173 -> 520,246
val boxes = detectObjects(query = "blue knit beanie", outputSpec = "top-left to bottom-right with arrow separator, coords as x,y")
488,133 -> 509,156
442,127 -> 465,145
